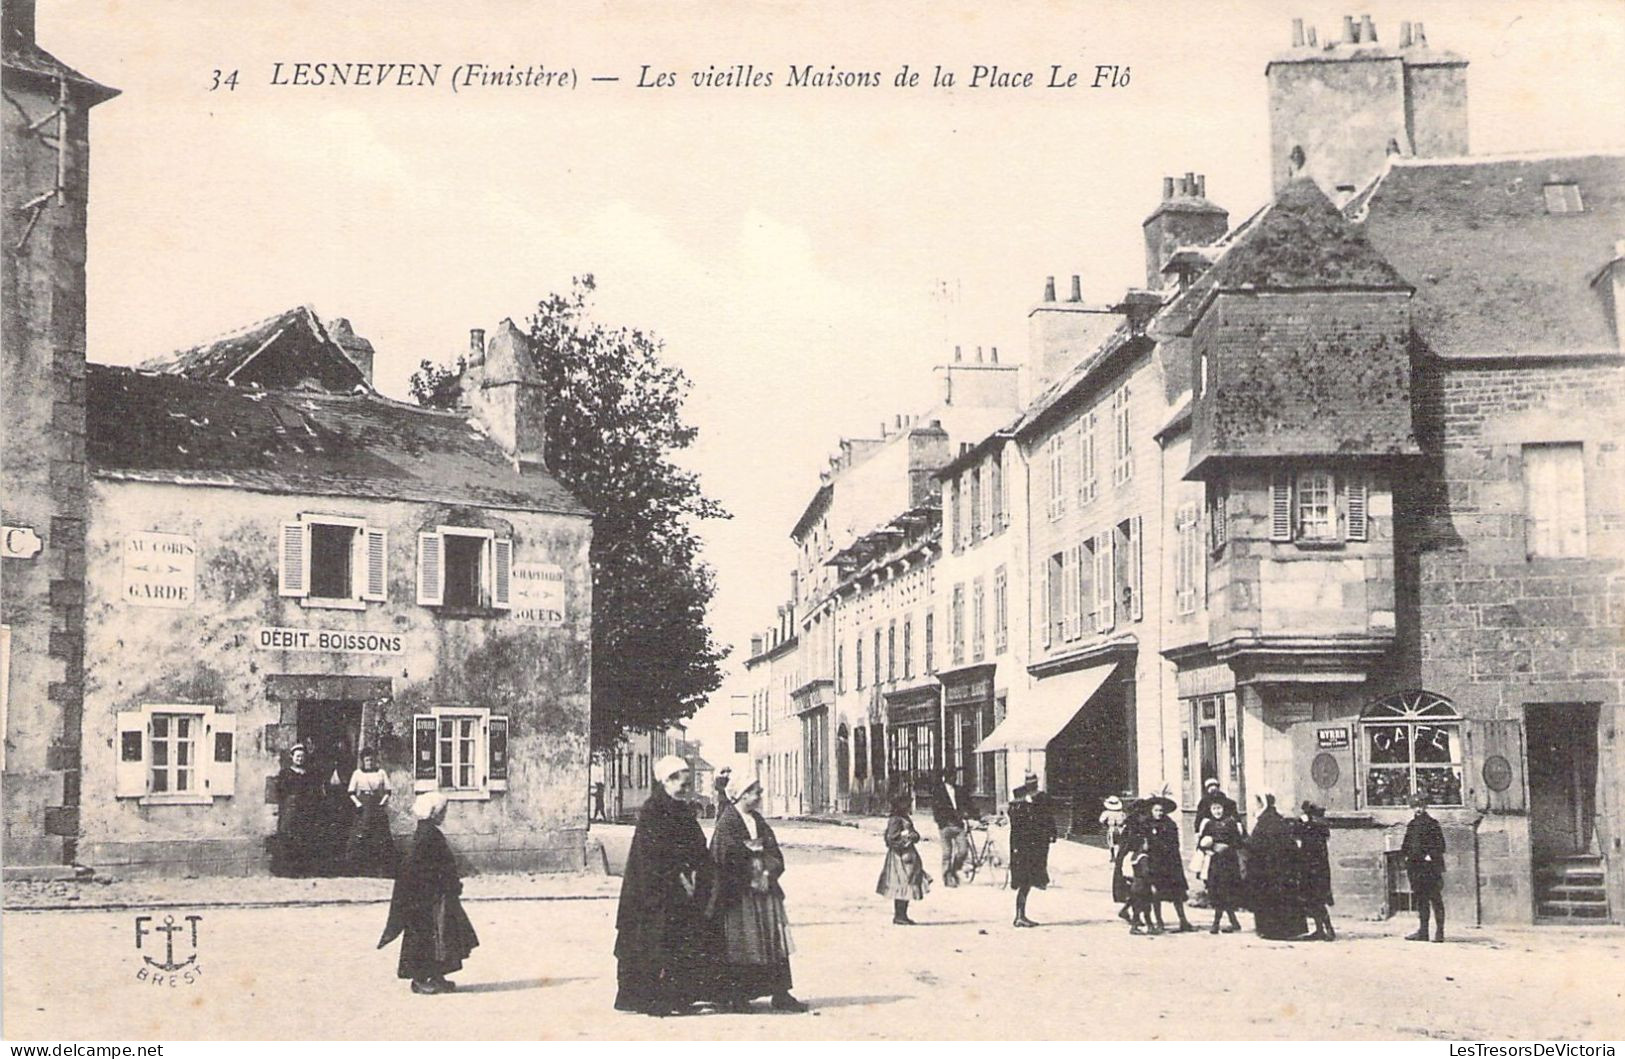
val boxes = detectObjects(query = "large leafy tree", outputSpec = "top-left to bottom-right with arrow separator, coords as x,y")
410,276 -> 728,749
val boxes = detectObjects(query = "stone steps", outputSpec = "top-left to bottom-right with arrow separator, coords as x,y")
1534,855 -> 1611,923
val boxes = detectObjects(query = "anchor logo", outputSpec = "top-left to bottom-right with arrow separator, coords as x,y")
134,914 -> 202,972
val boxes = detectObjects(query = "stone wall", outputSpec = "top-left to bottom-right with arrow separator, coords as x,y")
1,68 -> 97,869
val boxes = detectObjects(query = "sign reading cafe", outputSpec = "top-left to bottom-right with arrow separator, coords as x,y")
123,531 -> 196,608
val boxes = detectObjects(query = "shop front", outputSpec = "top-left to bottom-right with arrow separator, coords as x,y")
979,657 -> 1130,837
940,663 -> 1002,815
885,686 -> 941,806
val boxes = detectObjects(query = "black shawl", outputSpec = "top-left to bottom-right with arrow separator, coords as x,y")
708,803 -> 785,912
614,785 -> 715,951
378,820 -> 478,979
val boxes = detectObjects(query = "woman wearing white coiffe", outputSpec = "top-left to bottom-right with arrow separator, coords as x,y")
707,779 -> 805,1013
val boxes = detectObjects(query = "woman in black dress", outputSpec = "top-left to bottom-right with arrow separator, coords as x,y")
1144,795 -> 1195,932
707,780 -> 805,1012
377,792 -> 479,994
1296,801 -> 1335,941
1198,798 -> 1246,933
613,755 -> 718,1017
1248,793 -> 1308,939
1007,782 -> 1056,927
271,744 -> 325,877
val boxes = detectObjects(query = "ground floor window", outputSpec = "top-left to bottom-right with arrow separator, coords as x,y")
116,705 -> 237,803
1360,690 -> 1463,807
414,706 -> 508,797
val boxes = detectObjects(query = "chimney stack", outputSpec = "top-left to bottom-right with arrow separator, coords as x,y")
469,328 -> 485,359
1399,21 -> 1412,47
1361,14 -> 1377,43
1043,276 -> 1056,302
1307,25 -> 1318,47
989,346 -> 999,364
975,345 -> 984,363
954,344 -> 963,362
3,0 -> 36,47
1291,17 -> 1305,47
1069,275 -> 1082,302
1342,14 -> 1357,43
1413,22 -> 1427,48
1196,174 -> 1206,197
1162,176 -> 1175,200
464,319 -> 547,473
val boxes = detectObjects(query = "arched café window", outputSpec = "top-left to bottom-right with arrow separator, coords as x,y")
1360,690 -> 1464,808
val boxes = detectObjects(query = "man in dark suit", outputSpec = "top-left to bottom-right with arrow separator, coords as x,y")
1402,792 -> 1447,942
932,770 -> 978,887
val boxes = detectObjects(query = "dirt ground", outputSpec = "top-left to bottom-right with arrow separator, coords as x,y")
4,819 -> 1622,1040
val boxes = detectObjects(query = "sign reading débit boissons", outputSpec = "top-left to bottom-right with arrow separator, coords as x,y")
256,626 -> 404,655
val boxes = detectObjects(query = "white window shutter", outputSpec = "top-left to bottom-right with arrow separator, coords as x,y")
1558,448 -> 1587,557
1097,532 -> 1116,633
1131,515 -> 1145,621
492,537 -> 514,610
362,527 -> 388,601
208,712 -> 236,797
1345,478 -> 1368,542
1270,473 -> 1293,541
417,532 -> 443,606
1039,560 -> 1051,648
278,522 -> 308,598
116,710 -> 147,798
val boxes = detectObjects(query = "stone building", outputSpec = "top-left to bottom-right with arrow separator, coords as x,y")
1156,18 -> 1625,924
63,316 -> 595,876
1,0 -> 119,876
744,601 -> 802,817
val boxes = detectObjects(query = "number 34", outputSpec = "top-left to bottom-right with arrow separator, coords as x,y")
210,69 -> 239,92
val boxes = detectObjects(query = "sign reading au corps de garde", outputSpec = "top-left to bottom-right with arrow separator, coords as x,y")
123,531 -> 196,608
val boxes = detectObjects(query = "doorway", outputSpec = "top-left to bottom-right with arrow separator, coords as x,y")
295,700 -> 364,874
1527,703 -> 1609,921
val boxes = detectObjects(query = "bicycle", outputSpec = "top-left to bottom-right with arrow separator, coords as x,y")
961,816 -> 1007,888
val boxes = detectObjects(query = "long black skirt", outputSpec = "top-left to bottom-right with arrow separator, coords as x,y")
397,894 -> 479,979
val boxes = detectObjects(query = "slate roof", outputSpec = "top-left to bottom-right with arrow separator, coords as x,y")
1356,152 -> 1625,358
86,364 -> 589,516
2,24 -> 119,104
139,305 -> 367,391
1203,177 -> 1410,292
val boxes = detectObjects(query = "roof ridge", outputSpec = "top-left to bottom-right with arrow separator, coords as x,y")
1391,147 -> 1625,167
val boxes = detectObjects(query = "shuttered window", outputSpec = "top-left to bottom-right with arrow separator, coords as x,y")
1112,385 -> 1133,485
280,515 -> 382,606
115,706 -> 235,803
1524,443 -> 1587,558
1076,412 -> 1098,506
413,707 -> 508,796
417,527 -> 514,609
1174,502 -> 1200,615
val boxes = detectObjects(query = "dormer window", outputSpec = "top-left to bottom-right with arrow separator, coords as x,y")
1543,182 -> 1583,214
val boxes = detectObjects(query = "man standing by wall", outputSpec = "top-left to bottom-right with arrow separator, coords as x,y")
932,769 -> 977,887
1402,793 -> 1447,943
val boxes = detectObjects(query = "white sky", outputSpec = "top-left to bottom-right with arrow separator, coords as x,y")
40,0 -> 1625,760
